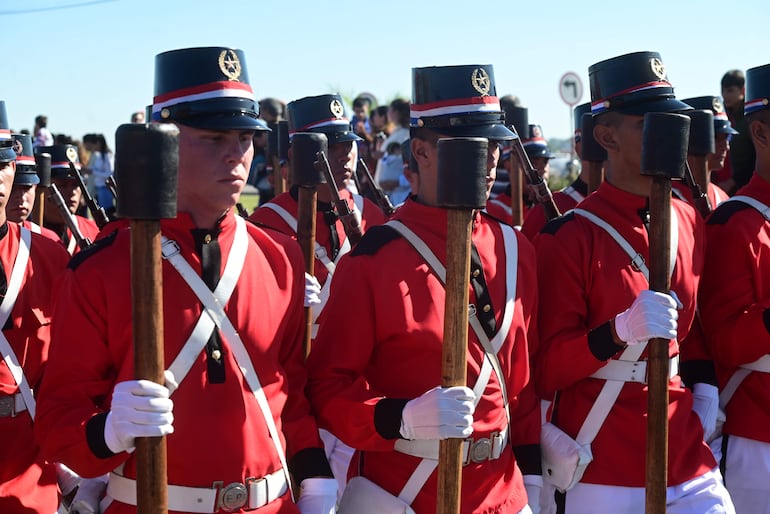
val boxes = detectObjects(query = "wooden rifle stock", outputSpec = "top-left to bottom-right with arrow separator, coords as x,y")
314,152 -> 363,246
49,183 -> 92,250
509,137 -> 561,221
509,161 -> 524,227
65,154 -> 110,228
357,158 -> 395,216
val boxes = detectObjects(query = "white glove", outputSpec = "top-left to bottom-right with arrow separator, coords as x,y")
304,273 -> 322,308
614,290 -> 681,345
56,463 -> 81,496
104,380 -> 174,454
524,474 -> 543,514
400,386 -> 476,440
692,383 -> 719,441
69,474 -> 108,514
296,477 -> 338,514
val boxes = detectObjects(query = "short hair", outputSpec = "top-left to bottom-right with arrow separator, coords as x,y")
353,96 -> 372,109
389,98 -> 411,127
373,105 -> 388,119
258,97 -> 285,120
500,94 -> 523,110
721,69 -> 745,90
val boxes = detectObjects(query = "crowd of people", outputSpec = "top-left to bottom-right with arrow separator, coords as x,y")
0,43 -> 768,514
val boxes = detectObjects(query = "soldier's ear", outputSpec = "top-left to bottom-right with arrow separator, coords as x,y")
411,138 -> 431,168
749,118 -> 770,151
593,123 -> 619,153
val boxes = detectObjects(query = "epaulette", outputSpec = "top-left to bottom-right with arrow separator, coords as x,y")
351,225 -> 401,256
68,230 -> 118,270
706,200 -> 754,225
540,211 -> 575,236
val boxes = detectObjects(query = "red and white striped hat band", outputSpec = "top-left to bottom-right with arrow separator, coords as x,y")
410,95 -> 501,121
51,161 -> 80,170
289,117 -> 350,135
523,137 -> 548,147
15,156 -> 35,166
745,98 -> 770,115
591,81 -> 672,115
713,112 -> 729,121
152,80 -> 255,115
0,129 -> 10,141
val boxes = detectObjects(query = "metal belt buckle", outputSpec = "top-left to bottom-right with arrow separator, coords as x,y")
0,395 -> 14,417
214,480 -> 248,512
469,436 -> 492,464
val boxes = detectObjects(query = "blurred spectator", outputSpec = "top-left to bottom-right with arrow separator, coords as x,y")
131,111 -> 145,123
258,97 -> 285,123
33,115 -> 53,148
84,133 -> 115,216
375,98 -> 410,194
721,69 -> 755,193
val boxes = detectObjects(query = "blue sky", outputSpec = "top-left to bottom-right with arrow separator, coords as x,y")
3,0 -> 769,149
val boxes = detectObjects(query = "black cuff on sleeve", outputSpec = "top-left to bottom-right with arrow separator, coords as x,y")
588,321 -> 624,361
374,398 -> 409,440
85,412 -> 118,459
513,443 -> 542,475
679,359 -> 718,388
763,308 -> 770,334
289,447 -> 333,484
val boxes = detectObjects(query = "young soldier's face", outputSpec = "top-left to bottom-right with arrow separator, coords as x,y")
709,133 -> 730,171
176,125 -> 254,221
722,86 -> 744,110
0,161 -> 15,215
7,183 -> 36,223
327,140 -> 357,188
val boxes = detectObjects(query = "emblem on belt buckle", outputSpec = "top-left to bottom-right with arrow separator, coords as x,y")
470,438 -> 492,463
0,396 -> 15,417
217,482 -> 248,512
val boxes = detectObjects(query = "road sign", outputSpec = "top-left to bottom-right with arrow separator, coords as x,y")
559,72 -> 583,106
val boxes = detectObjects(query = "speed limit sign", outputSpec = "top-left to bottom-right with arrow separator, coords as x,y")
559,72 -> 583,106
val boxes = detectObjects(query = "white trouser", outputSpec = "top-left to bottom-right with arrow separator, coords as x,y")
561,468 -> 734,514
723,435 -> 770,514
319,428 -> 355,502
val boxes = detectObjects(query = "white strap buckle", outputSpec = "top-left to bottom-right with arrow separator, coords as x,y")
161,239 -> 181,259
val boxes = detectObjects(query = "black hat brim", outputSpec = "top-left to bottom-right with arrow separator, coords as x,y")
14,172 -> 40,186
175,113 -> 270,132
317,129 -> 362,145
432,122 -> 517,141
525,146 -> 555,160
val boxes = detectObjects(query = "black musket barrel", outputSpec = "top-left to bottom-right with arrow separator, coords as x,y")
115,122 -> 179,514
640,111 -> 689,514
277,120 -> 290,162
33,152 -> 51,227
504,107 -> 528,226
436,137 -> 488,514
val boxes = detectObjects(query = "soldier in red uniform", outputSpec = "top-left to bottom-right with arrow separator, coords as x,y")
533,51 -> 734,513
34,46 -> 337,514
307,64 -> 540,514
0,103 -> 72,513
37,144 -> 99,254
7,133 -> 61,243
699,62 -> 770,513
521,104 -> 593,240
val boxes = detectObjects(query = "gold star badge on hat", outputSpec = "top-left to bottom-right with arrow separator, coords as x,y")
330,99 -> 344,119
712,98 -> 724,113
471,68 -> 491,96
218,49 -> 242,81
650,58 -> 666,80
65,146 -> 78,163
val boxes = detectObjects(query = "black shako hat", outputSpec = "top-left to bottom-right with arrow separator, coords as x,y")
286,94 -> 362,145
410,64 -> 516,141
35,144 -> 80,179
681,96 -> 739,135
573,102 -> 591,142
0,101 -> 15,163
11,134 -> 39,185
523,124 -> 555,159
152,47 -> 269,132
589,51 -> 692,116
745,64 -> 770,116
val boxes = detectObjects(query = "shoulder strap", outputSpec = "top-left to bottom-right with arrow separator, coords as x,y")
0,228 -> 36,417
726,195 -> 770,221
486,199 -> 512,217
561,185 -> 585,203
161,217 -> 294,498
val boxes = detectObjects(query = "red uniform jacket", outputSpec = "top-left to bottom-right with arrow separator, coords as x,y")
35,211 -> 327,514
671,181 -> 729,215
485,191 -> 529,227
700,174 -> 770,443
21,220 -> 62,243
250,187 -> 385,288
307,199 -> 538,513
0,222 -> 69,513
533,182 -> 715,487
521,178 -> 589,240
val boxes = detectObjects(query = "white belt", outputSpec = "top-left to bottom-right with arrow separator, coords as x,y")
106,468 -> 287,513
394,429 -> 508,466
589,357 -> 679,384
0,393 -> 27,417
741,354 -> 770,373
